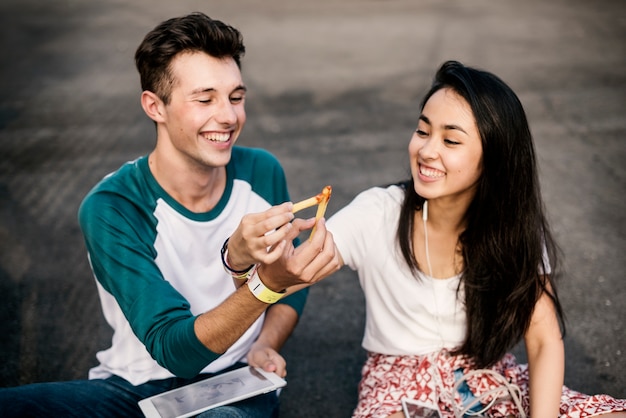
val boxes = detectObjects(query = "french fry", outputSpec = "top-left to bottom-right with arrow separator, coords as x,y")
313,185 -> 332,220
291,185 -> 332,240
310,185 -> 332,240
292,195 -> 323,213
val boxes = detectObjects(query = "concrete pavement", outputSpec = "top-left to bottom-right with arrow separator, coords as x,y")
0,0 -> 624,416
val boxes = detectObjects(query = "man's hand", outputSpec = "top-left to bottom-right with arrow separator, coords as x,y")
257,216 -> 341,292
246,343 -> 287,378
226,202 -> 295,270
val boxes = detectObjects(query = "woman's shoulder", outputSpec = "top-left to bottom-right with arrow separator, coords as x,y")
329,183 -> 404,228
353,183 -> 405,208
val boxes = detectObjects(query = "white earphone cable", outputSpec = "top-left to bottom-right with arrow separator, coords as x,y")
423,200 -> 434,278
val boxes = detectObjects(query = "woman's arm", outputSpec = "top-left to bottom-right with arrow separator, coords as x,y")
524,281 -> 564,416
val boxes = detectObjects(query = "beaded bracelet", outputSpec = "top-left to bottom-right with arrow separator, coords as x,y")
220,238 -> 256,280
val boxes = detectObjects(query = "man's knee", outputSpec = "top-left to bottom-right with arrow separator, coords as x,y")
0,379 -> 143,418
196,391 -> 279,418
198,405 -> 249,418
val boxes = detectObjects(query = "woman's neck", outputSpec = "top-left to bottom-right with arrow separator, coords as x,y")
416,199 -> 467,279
422,197 -> 468,234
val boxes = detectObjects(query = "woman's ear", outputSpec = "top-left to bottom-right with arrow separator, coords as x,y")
140,90 -> 166,123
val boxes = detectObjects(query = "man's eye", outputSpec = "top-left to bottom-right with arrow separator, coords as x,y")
230,96 -> 244,103
416,129 -> 428,136
198,99 -> 211,104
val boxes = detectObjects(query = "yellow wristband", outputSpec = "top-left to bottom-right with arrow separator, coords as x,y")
247,270 -> 285,304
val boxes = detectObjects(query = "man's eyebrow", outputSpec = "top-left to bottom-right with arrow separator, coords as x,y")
190,85 -> 247,95
191,87 -> 215,95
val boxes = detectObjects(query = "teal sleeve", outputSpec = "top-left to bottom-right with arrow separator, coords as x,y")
78,191 -> 219,378
276,287 -> 308,317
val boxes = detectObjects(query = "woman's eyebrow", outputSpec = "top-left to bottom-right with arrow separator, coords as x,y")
420,114 -> 468,134
444,123 -> 468,135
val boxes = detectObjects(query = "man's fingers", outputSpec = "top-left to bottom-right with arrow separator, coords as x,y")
240,202 -> 294,237
258,206 -> 295,236
247,345 -> 287,378
289,219 -> 339,282
263,240 -> 289,264
230,203 -> 297,266
311,249 -> 342,281
308,217 -> 328,248
290,218 -> 317,240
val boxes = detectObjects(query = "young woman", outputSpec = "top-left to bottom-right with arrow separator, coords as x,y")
326,61 -> 626,417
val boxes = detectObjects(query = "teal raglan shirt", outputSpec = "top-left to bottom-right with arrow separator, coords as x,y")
78,146 -> 308,382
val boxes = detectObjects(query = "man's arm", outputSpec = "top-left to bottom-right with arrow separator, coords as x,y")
80,187 -> 337,378
192,283 -> 282,355
246,304 -> 298,378
194,217 -> 338,354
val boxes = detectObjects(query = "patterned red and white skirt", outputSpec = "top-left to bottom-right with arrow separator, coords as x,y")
353,350 -> 626,418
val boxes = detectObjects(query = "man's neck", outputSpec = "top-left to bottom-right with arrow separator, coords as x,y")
148,149 -> 227,213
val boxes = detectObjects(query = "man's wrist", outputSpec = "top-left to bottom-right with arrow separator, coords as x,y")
247,269 -> 285,304
221,238 -> 256,278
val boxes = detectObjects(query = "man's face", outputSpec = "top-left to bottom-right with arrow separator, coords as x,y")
160,51 -> 246,170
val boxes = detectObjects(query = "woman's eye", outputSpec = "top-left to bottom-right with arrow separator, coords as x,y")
444,138 -> 460,145
416,129 -> 428,136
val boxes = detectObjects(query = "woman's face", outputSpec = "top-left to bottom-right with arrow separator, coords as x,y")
409,87 -> 483,206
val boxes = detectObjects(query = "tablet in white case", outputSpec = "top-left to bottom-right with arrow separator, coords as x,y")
138,366 -> 286,418
402,398 -> 443,418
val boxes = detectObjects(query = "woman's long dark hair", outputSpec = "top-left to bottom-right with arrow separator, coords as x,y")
397,61 -> 565,368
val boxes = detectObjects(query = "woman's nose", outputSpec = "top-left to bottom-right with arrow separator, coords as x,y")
418,137 -> 439,160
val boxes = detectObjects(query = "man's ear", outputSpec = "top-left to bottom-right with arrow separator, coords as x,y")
141,90 -> 166,123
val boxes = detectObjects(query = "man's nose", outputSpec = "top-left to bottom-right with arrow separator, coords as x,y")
216,100 -> 237,125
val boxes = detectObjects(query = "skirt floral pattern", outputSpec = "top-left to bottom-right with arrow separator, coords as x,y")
352,350 -> 626,418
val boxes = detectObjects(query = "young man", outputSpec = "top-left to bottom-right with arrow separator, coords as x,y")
0,12 -> 338,417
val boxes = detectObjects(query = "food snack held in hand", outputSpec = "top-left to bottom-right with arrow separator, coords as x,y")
292,185 -> 332,239
292,185 -> 332,215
